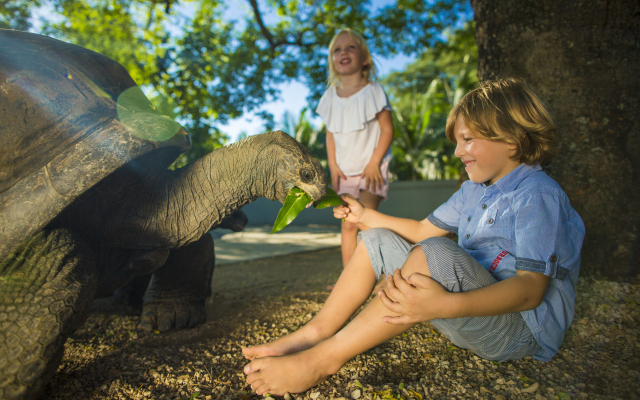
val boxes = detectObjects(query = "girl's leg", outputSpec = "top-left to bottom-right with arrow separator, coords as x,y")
244,248 -> 428,396
340,219 -> 359,269
340,190 -> 382,268
357,190 -> 384,291
242,240 -> 379,360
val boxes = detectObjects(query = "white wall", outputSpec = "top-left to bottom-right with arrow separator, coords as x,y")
241,180 -> 459,226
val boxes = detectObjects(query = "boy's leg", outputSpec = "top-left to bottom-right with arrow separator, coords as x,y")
243,238 -> 381,359
416,237 -> 541,361
245,229 -> 416,396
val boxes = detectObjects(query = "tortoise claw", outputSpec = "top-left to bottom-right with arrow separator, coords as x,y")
138,301 -> 205,332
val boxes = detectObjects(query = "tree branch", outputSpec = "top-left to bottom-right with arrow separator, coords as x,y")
247,0 -> 276,51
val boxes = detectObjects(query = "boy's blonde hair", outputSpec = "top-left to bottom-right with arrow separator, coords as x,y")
446,78 -> 558,166
326,29 -> 376,87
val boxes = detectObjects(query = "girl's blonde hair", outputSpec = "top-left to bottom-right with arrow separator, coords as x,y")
446,78 -> 558,166
326,28 -> 376,87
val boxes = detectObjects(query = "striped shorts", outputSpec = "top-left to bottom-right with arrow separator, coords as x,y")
359,228 -> 542,361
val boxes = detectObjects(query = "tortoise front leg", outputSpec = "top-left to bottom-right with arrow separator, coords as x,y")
0,229 -> 97,400
139,234 -> 214,332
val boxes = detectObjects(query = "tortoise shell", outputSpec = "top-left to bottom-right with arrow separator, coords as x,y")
0,30 -> 191,261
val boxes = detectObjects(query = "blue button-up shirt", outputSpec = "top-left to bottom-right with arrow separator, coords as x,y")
427,163 -> 585,361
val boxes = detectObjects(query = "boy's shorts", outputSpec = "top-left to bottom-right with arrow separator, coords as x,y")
358,228 -> 542,362
337,156 -> 390,200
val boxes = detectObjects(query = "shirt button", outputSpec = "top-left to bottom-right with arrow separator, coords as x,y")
488,218 -> 494,224
465,234 -> 470,239
550,255 -> 558,262
482,204 -> 487,209
467,217 -> 471,222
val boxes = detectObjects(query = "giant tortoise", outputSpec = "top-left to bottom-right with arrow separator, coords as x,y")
0,29 -> 326,400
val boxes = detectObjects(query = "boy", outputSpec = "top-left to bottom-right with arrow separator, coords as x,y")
241,78 -> 585,396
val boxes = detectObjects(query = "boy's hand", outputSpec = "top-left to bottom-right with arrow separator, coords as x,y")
333,194 -> 365,224
378,268 -> 455,324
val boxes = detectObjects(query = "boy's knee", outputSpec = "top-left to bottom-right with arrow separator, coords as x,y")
415,236 -> 464,285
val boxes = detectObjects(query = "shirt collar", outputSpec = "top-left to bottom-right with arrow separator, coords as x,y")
483,163 -> 542,193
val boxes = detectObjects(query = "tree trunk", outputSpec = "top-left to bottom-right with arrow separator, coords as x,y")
470,0 -> 640,280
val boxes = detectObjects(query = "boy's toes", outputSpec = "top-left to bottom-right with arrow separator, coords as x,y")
256,384 -> 272,397
244,360 -> 263,376
241,347 -> 254,359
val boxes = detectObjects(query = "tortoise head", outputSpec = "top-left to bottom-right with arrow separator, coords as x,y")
265,131 -> 327,203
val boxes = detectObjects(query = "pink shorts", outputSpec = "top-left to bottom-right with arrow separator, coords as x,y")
335,157 -> 390,200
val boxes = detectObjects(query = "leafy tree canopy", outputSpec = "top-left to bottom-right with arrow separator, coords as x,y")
382,21 -> 477,180
3,0 -> 470,165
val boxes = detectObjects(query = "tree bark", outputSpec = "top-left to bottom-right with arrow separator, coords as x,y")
470,0 -> 640,280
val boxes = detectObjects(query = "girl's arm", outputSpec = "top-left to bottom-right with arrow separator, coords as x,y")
326,130 -> 346,190
334,195 -> 449,243
363,109 -> 394,192
379,267 -> 550,324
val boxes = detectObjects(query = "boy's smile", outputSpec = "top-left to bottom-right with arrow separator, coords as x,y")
453,114 -> 522,185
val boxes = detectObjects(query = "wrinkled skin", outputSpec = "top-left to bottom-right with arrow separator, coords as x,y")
112,209 -> 249,310
0,30 -> 326,400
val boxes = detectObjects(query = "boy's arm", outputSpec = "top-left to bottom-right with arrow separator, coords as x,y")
335,195 -> 450,243
379,268 -> 550,324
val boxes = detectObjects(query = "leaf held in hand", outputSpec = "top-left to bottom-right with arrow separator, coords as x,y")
312,187 -> 343,209
271,187 -> 313,233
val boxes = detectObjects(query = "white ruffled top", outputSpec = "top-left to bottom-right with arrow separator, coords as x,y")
316,82 -> 391,176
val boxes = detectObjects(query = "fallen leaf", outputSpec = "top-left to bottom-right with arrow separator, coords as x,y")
521,382 -> 539,393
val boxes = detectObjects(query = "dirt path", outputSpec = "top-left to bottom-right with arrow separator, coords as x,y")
44,247 -> 639,400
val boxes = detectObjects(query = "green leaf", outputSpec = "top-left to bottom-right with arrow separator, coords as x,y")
312,187 -> 344,209
519,374 -> 533,384
271,188 -> 312,233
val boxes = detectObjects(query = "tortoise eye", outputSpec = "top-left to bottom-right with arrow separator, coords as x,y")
300,168 -> 315,183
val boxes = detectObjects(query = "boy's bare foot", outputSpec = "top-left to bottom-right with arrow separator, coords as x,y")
244,346 -> 338,396
242,324 -> 325,360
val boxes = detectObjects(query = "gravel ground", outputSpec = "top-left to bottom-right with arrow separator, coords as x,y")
43,247 -> 640,400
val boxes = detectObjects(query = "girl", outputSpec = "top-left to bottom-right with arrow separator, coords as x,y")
315,28 -> 394,274
242,78 -> 585,396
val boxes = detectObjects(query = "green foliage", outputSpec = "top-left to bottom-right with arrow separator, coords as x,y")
272,187 -> 313,233
312,187 -> 342,209
383,21 -> 477,181
1,0 -> 42,30
272,187 -> 341,233
12,0 -> 470,168
281,107 -> 327,167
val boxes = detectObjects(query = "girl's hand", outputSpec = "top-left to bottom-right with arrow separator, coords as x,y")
378,268 -> 455,324
363,159 -> 383,193
333,194 -> 365,224
329,165 -> 347,192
